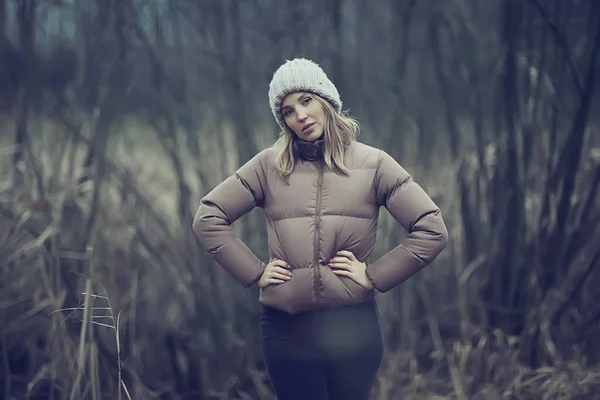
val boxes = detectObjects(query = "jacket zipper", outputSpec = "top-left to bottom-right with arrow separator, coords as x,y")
313,161 -> 324,306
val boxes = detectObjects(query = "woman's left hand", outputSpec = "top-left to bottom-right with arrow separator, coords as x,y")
328,250 -> 374,290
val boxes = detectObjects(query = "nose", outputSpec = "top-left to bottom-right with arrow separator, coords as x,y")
297,111 -> 308,122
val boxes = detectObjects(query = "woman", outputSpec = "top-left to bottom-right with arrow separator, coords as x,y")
192,58 -> 448,400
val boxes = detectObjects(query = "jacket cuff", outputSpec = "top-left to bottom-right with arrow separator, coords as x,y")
364,262 -> 379,292
365,246 -> 427,293
244,261 -> 267,288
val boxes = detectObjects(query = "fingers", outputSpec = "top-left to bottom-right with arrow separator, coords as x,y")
329,257 -> 350,264
336,250 -> 356,260
332,269 -> 352,278
271,269 -> 292,281
328,261 -> 351,271
268,277 -> 288,284
273,266 -> 292,275
264,273 -> 290,285
270,259 -> 291,269
268,262 -> 293,278
262,260 -> 293,286
328,254 -> 351,271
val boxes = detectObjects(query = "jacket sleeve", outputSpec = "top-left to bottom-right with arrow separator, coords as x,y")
192,150 -> 268,287
366,150 -> 448,293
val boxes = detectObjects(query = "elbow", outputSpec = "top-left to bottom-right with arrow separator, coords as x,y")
436,210 -> 449,247
416,209 -> 449,263
192,201 -> 230,247
192,213 -> 207,243
430,211 -> 449,259
192,214 -> 203,238
192,203 -> 214,244
437,221 -> 449,253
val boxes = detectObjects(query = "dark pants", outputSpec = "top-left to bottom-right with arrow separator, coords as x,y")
260,300 -> 384,400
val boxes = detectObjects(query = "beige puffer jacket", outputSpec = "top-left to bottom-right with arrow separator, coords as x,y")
192,140 -> 448,314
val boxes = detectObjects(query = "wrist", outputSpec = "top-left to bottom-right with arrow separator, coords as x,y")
362,267 -> 374,290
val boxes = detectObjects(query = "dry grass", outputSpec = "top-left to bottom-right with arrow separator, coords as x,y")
51,247 -> 131,400
372,323 -> 600,400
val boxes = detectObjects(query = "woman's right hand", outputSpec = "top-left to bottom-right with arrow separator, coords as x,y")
258,259 -> 292,288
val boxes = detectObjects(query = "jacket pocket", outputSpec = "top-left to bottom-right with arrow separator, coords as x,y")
259,267 -> 318,314
319,266 -> 375,307
259,280 -> 293,313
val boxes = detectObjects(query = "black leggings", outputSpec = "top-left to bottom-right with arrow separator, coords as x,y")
260,300 -> 383,400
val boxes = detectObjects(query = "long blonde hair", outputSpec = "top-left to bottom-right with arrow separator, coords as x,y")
273,94 -> 359,179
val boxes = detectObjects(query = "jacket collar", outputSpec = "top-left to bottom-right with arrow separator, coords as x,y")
294,137 -> 325,162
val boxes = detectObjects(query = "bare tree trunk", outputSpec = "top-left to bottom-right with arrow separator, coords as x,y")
493,0 -> 524,333
329,0 -> 344,89
287,2 -> 304,55
13,0 -> 37,186
552,2 -> 600,271
0,0 -> 6,35
386,0 -> 418,153
430,12 -> 480,268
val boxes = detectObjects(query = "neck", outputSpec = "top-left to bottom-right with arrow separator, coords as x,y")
294,137 -> 325,161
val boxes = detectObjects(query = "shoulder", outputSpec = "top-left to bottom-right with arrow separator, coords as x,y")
346,141 -> 388,169
250,145 -> 277,161
236,146 -> 277,177
349,141 -> 410,180
241,146 -> 276,167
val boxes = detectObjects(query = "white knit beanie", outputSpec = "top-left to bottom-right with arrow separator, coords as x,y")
268,58 -> 342,129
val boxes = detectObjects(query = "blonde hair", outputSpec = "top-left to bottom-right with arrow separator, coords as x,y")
273,94 -> 359,179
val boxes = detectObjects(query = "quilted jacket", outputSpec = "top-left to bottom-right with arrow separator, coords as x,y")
192,139 -> 448,314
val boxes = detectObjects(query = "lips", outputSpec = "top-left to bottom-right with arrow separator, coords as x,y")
302,122 -> 315,132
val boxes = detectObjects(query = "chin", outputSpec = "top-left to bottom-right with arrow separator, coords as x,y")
304,131 -> 324,142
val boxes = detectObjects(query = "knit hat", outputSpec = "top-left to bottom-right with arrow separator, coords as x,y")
268,58 -> 342,129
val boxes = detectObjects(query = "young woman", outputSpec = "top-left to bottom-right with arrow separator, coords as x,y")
192,58 -> 448,400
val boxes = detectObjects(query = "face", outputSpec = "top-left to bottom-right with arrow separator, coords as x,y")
281,92 -> 326,142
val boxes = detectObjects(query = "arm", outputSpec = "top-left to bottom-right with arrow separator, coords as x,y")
192,150 -> 269,287
366,150 -> 449,293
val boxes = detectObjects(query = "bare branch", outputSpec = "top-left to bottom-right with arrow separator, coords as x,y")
527,0 -> 584,95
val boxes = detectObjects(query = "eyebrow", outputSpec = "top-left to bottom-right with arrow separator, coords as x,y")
282,92 -> 310,111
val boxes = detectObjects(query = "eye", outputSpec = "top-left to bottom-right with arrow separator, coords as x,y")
283,109 -> 293,117
302,97 -> 312,105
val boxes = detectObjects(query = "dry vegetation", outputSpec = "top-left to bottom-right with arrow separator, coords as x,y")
1,0 -> 600,399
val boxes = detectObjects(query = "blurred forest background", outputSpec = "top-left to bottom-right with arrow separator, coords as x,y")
0,0 -> 599,399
